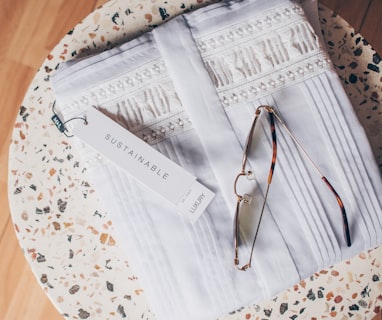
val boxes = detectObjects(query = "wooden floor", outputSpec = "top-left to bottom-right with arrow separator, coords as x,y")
0,0 -> 380,319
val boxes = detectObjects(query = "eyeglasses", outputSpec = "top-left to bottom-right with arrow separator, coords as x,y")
234,105 -> 351,271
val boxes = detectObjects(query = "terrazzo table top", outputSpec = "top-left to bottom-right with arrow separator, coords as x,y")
8,1 -> 382,319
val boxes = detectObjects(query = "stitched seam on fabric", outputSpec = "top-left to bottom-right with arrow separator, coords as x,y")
305,77 -> 375,246
155,138 -> 236,311
254,97 -> 325,277
156,135 -> 242,308
257,97 -> 332,266
317,75 -> 382,220
111,164 -> 185,316
312,75 -> 382,244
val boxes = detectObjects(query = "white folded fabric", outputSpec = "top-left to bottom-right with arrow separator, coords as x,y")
51,1 -> 382,319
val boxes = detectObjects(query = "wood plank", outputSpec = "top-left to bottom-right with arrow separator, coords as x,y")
5,1 -> 56,67
4,1 -> 95,68
0,59 -> 35,241
0,156 -> 11,240
0,60 -> 34,147
94,0 -> 110,9
0,220 -> 62,319
45,0 -> 101,51
0,219 -> 23,316
316,0 -> 381,55
0,0 -> 98,318
319,0 -> 371,32
0,0 -> 26,48
360,0 -> 382,54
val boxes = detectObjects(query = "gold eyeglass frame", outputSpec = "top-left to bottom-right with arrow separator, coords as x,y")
234,105 -> 352,271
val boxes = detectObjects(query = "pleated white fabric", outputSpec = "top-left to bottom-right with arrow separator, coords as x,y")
51,1 -> 382,319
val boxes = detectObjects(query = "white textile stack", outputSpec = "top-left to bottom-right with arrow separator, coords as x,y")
51,1 -> 382,319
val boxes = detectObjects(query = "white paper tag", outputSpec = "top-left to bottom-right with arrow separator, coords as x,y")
72,107 -> 214,222
177,180 -> 215,223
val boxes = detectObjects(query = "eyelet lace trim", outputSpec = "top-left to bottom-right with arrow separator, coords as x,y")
195,3 -> 330,106
60,2 -> 329,148
60,58 -> 192,145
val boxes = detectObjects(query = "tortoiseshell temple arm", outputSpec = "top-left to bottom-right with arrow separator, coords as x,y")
234,198 -> 241,266
268,112 -> 277,184
241,111 -> 261,171
269,106 -> 352,248
322,176 -> 352,247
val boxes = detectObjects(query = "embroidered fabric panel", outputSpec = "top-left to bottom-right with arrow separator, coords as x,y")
61,58 -> 192,145
195,2 -> 330,107
59,2 -> 329,147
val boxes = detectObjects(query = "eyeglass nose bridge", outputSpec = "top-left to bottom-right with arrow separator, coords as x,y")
234,171 -> 254,202
258,105 -> 275,114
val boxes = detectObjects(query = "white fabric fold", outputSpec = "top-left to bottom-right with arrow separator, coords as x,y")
51,1 -> 382,319
153,16 -> 243,215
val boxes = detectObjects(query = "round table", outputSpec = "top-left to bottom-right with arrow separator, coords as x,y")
8,1 -> 382,319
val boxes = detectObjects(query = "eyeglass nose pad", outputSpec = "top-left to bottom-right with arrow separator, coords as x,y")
242,194 -> 253,205
246,170 -> 255,180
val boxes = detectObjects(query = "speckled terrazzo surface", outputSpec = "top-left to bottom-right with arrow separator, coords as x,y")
8,1 -> 382,319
